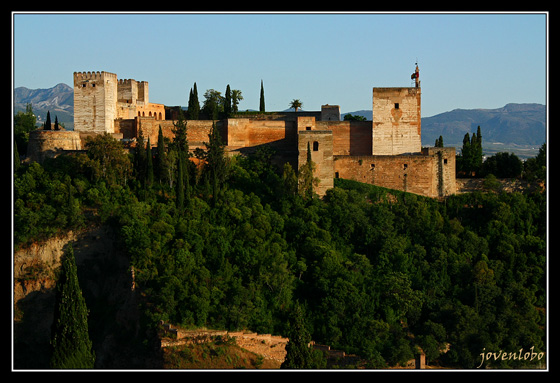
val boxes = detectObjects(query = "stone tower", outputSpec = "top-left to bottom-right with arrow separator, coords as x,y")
371,66 -> 422,155
298,130 -> 334,197
73,71 -> 118,134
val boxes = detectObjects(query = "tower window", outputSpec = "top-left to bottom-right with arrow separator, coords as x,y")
403,163 -> 408,170
82,84 -> 86,88
313,141 -> 319,151
395,103 -> 399,109
92,83 -> 95,87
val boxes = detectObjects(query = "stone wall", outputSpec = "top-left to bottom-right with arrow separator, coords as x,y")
372,87 -> 421,155
334,147 -> 455,198
27,129 -> 82,163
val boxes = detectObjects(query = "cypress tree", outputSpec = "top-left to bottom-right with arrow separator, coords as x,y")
44,111 -> 52,130
281,302 -> 324,368
259,80 -> 265,112
54,115 -> 60,131
156,126 -> 167,185
192,82 -> 200,120
50,244 -> 95,368
146,137 -> 154,187
176,149 -> 184,214
224,84 -> 232,118
134,128 -> 147,183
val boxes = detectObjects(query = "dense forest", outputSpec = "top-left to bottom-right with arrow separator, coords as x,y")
13,115 -> 546,368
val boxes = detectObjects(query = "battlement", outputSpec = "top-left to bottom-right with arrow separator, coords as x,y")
74,71 -> 117,82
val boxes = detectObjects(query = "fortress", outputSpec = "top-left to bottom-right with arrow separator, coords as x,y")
28,68 -> 456,198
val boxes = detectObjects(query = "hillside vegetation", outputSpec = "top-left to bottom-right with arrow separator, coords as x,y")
13,130 -> 546,369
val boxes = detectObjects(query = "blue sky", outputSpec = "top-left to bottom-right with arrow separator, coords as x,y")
13,12 -> 547,117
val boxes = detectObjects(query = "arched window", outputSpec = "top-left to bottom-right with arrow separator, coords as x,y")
313,141 -> 319,151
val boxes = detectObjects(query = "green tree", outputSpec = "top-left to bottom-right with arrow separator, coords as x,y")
187,83 -> 200,120
54,115 -> 60,131
435,135 -> 444,147
259,80 -> 265,112
14,103 -> 37,155
204,122 -> 228,206
281,302 -> 325,368
156,126 -> 168,185
146,137 -> 154,187
44,111 -> 52,130
176,150 -> 185,214
289,99 -> 302,112
14,140 -> 20,171
85,133 -> 132,186
344,113 -> 367,121
224,84 -> 232,118
134,128 -> 147,183
231,89 -> 243,114
50,244 -> 95,368
202,89 -> 223,120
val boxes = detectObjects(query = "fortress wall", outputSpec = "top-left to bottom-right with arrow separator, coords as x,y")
317,120 -> 373,156
226,119 -> 297,150
27,130 -> 82,163
334,154 -> 439,198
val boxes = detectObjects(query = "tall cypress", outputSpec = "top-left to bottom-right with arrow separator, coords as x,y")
146,137 -> 154,187
176,149 -> 184,214
44,111 -> 52,130
259,80 -> 265,112
156,126 -> 167,185
50,244 -> 95,368
192,82 -> 200,120
224,84 -> 232,118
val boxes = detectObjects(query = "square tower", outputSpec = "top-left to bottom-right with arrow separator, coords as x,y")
371,87 -> 421,155
298,130 -> 334,197
74,71 -> 118,134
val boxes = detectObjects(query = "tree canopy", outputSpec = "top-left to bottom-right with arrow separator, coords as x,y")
14,129 -> 546,369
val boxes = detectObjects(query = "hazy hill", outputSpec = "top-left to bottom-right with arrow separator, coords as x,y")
420,103 -> 546,147
14,83 -> 74,128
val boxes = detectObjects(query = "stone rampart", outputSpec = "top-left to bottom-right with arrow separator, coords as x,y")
27,129 -> 82,163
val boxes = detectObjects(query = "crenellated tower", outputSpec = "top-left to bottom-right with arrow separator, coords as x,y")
73,71 -> 118,134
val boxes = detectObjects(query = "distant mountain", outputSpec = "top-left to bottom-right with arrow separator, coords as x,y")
342,103 -> 546,149
420,103 -> 546,147
14,83 -> 74,128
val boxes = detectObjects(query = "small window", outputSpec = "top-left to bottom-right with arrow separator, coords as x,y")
306,126 -> 311,131
313,141 -> 319,151
335,172 -> 340,179
82,84 -> 86,88
444,158 -> 448,165
370,164 -> 375,170
92,83 -> 95,87
403,163 -> 408,170
395,103 -> 399,109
